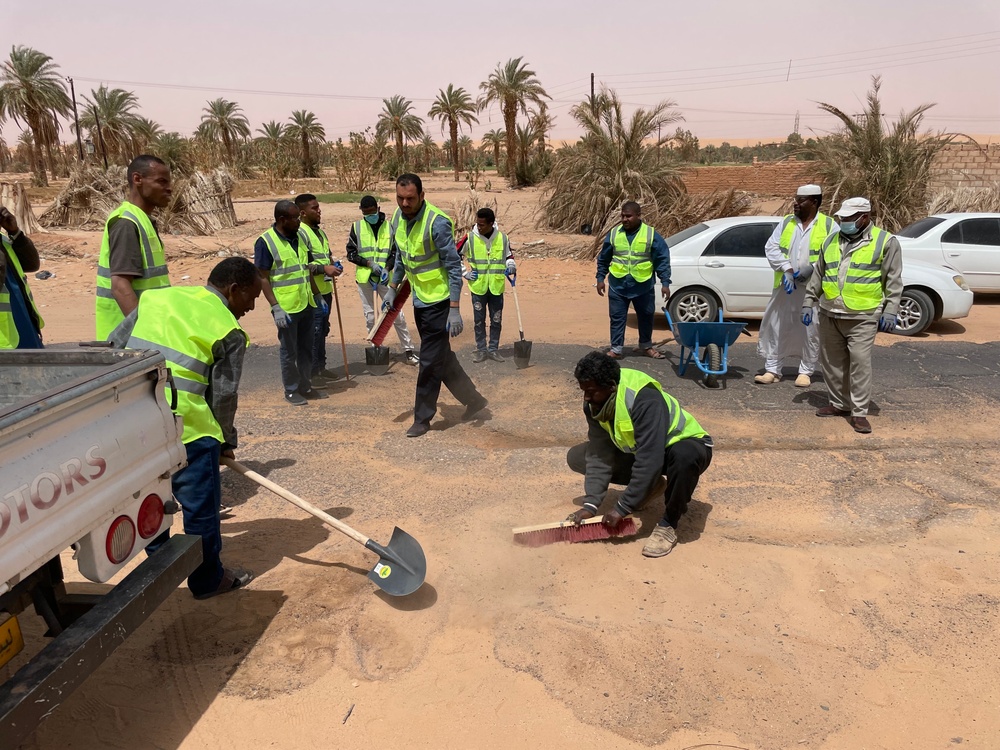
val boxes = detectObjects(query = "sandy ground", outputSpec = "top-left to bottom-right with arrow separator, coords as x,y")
5,175 -> 1000,749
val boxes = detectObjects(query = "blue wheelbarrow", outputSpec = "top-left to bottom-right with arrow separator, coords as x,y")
664,310 -> 749,388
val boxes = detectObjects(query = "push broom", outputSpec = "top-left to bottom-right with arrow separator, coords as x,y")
512,515 -> 642,547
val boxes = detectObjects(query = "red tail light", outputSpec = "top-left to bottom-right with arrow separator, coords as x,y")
137,494 -> 165,539
106,516 -> 136,564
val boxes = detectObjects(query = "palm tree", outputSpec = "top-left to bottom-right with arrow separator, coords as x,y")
255,120 -> 288,146
481,128 -> 505,170
200,98 -> 251,166
286,109 -> 325,177
530,103 -> 553,160
418,133 -> 437,173
479,57 -> 549,184
133,116 -> 162,153
427,84 -> 479,182
457,135 -> 474,173
152,132 -> 189,173
0,45 -> 71,186
441,139 -> 453,167
541,89 -> 683,237
78,85 -> 142,163
376,95 -> 424,163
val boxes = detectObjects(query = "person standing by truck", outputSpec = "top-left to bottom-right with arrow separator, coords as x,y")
110,257 -> 262,599
95,155 -> 173,340
0,205 -> 44,349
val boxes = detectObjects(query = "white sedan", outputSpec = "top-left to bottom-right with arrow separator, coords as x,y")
656,217 -> 974,336
896,213 -> 1000,292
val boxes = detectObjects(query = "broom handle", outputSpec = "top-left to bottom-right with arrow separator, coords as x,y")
511,282 -> 525,340
330,275 -> 350,380
223,458 -> 370,547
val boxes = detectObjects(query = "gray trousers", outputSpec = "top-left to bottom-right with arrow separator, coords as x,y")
357,282 -> 414,351
818,311 -> 878,416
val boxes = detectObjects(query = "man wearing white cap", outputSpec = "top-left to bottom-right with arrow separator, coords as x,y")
755,184 -> 836,387
803,197 -> 902,434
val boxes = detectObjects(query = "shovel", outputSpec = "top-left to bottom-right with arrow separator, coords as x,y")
509,277 -> 532,369
223,458 -> 426,597
365,279 -> 411,376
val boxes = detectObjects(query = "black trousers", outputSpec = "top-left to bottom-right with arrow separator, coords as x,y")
412,299 -> 482,426
567,438 -> 712,528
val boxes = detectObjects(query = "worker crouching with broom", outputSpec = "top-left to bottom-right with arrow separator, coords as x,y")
567,352 -> 714,558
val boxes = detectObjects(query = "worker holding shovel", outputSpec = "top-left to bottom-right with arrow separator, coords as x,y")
457,207 -> 516,363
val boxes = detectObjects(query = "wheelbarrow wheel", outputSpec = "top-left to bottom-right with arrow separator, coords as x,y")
704,343 -> 722,388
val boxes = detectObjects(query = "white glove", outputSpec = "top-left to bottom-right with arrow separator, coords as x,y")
271,303 -> 292,329
447,307 -> 463,337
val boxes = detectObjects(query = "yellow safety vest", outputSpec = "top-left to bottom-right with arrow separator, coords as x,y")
391,202 -> 453,305
820,226 -> 892,311
96,201 -> 171,340
353,218 -> 392,285
608,223 -> 654,282
298,223 -> 333,295
466,229 -> 509,296
259,226 -> 313,314
126,286 -> 248,444
772,212 -> 834,288
598,369 -> 708,453
1,235 -> 45,349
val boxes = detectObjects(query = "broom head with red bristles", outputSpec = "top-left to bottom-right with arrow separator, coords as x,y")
512,515 -> 642,547
367,278 -> 411,346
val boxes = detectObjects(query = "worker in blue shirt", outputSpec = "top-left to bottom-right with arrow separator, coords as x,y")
595,202 -> 671,359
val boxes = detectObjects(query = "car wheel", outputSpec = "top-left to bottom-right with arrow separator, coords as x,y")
895,289 -> 934,336
667,288 -> 719,323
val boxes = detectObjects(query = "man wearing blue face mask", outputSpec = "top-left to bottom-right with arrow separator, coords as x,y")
346,195 -> 417,365
803,197 -> 902,434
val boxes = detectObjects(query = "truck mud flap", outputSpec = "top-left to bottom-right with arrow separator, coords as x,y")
0,534 -> 201,748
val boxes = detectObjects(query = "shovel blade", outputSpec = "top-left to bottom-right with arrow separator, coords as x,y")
514,339 -> 532,369
365,345 -> 391,376
365,527 -> 427,596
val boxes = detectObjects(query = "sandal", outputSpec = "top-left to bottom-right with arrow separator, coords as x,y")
606,350 -> 624,359
640,348 -> 666,359
194,567 -> 254,600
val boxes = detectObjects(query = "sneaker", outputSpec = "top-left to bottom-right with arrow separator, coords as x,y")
472,350 -> 487,363
754,372 -> 781,384
794,373 -> 811,388
404,351 -> 419,366
406,422 -> 430,438
642,525 -> 678,558
301,389 -> 329,400
285,392 -> 308,406
487,351 -> 505,363
462,396 -> 488,421
219,503 -> 233,517
317,368 -> 341,381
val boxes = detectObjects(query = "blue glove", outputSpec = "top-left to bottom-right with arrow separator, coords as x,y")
314,294 -> 329,314
878,314 -> 897,333
505,260 -> 516,286
447,307 -> 463,337
271,303 -> 292,329
801,308 -> 813,327
333,260 -> 343,272
463,267 -> 478,281
782,270 -> 797,295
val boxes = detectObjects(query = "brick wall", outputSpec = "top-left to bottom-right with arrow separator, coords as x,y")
682,159 -> 817,197
928,143 -> 1000,190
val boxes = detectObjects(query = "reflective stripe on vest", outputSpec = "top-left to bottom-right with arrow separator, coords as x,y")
126,286 -> 247,444
597,369 -> 707,453
261,227 -> 312,314
95,201 -> 170,339
353,219 -> 393,285
772,213 -> 833,289
608,223 -> 654,282
820,226 -> 891,311
298,223 -> 333,295
1,236 -> 45,349
391,202 -> 453,304
467,230 -> 509,296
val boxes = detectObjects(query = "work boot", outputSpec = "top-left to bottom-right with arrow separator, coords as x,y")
815,405 -> 849,417
794,373 -> 811,387
487,351 -> 505,363
642,525 -> 678,558
472,350 -> 487,363
850,416 -> 872,434
753,372 -> 781,384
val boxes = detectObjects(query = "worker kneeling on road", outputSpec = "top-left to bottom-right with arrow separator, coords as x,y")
566,352 -> 713,558
110,257 -> 262,599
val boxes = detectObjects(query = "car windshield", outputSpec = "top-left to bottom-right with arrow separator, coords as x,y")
898,216 -> 946,238
666,223 -> 709,246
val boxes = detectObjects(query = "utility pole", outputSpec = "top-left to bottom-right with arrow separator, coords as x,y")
793,110 -> 800,136
658,123 -> 661,164
93,108 -> 109,170
67,77 -> 84,161
590,73 -> 595,115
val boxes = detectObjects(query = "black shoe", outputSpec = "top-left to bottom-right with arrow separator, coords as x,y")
406,422 -> 430,438
472,350 -> 487,363
487,351 -> 505,363
301,389 -> 329,400
463,396 -> 488,421
317,368 -> 341,381
285,392 -> 308,406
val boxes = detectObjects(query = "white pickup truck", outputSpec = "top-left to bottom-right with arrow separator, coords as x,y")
0,349 -> 201,747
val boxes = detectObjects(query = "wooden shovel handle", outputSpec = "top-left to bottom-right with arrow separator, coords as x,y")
222,458 -> 369,547
511,283 -> 525,338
